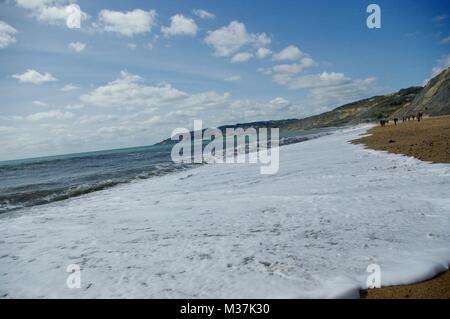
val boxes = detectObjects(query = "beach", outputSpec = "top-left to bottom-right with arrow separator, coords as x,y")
353,116 -> 450,298
353,116 -> 450,164
1,125 -> 449,298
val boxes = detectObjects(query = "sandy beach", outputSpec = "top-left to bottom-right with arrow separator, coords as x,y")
353,115 -> 450,299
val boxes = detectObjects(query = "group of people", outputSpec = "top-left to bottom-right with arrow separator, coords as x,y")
379,113 -> 423,127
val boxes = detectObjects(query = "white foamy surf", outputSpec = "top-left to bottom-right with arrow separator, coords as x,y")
0,125 -> 449,298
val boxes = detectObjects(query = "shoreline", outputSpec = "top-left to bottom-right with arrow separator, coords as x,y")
1,123 -> 450,297
352,115 -> 450,299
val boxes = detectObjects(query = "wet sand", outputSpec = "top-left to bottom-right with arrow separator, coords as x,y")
353,115 -> 450,299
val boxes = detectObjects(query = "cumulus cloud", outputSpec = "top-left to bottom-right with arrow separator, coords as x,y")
79,71 -> 277,126
13,69 -> 57,84
272,59 -> 318,75
161,14 -> 197,37
273,45 -> 304,61
193,9 -> 215,20
98,9 -> 156,37
15,0 -> 88,26
277,72 -> 378,109
33,100 -> 49,107
256,67 -> 273,75
204,21 -> 271,57
255,47 -> 272,59
68,41 -> 86,52
285,72 -> 351,89
272,64 -> 302,74
0,21 -> 18,49
61,83 -> 80,91
80,70 -> 189,108
15,0 -> 55,10
231,52 -> 253,63
26,110 -> 74,122
260,55 -> 318,85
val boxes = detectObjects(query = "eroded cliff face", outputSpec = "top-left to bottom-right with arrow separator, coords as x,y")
405,68 -> 450,117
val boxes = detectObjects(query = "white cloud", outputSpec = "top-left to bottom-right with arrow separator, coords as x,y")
161,14 -> 198,37
286,72 -> 351,89
224,75 -> 241,82
33,100 -> 49,107
268,97 -> 291,110
193,9 -> 215,20
274,71 -> 378,109
204,21 -> 271,57
257,67 -> 273,75
231,52 -> 253,63
273,45 -> 304,61
35,5 -> 77,24
15,0 -> 55,10
61,83 -> 80,91
68,41 -> 86,52
272,58 -> 318,74
13,69 -> 57,84
255,47 -> 272,59
0,21 -> 18,49
98,9 -> 156,37
26,110 -> 74,122
260,56 -> 318,85
80,70 -> 189,108
16,0 -> 88,26
306,78 -> 377,108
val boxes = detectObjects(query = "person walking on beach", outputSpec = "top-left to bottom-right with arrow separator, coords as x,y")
394,118 -> 398,125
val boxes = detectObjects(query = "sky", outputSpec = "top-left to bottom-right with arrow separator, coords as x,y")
0,0 -> 449,161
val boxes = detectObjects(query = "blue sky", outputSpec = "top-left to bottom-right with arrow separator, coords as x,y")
0,0 -> 449,160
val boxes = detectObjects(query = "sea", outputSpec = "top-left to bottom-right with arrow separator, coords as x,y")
0,127 -> 335,213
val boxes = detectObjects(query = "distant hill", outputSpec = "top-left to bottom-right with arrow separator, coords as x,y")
157,67 -> 449,144
282,86 -> 421,132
